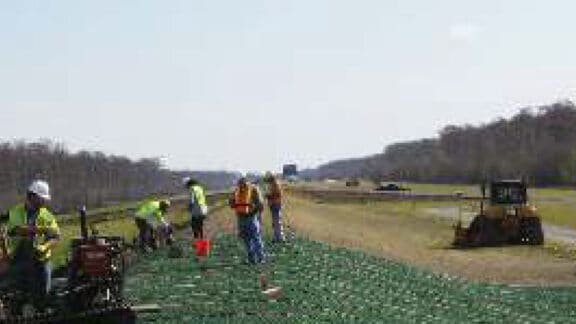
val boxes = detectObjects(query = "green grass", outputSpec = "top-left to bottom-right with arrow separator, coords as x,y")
536,201 -> 576,229
297,181 -> 576,231
376,187 -> 576,231
300,180 -> 576,199
124,234 -> 576,323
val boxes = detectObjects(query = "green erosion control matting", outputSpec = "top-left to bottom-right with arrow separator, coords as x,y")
124,235 -> 576,323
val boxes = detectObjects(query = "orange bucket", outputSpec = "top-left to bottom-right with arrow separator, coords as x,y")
193,239 -> 211,257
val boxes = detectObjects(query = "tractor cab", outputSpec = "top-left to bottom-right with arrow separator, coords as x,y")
487,180 -> 529,217
489,180 -> 527,206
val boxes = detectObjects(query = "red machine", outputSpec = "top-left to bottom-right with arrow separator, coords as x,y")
0,206 -> 135,323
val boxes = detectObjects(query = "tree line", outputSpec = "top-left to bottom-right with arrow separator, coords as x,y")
306,101 -> 576,186
0,140 -> 238,213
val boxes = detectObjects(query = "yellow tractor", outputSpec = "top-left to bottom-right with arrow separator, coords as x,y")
453,180 -> 544,247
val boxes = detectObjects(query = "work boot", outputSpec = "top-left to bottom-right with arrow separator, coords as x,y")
166,236 -> 174,246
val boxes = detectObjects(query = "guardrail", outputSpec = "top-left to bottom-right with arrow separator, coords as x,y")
289,187 -> 484,202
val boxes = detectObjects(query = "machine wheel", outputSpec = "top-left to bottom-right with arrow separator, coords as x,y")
520,217 -> 544,245
466,215 -> 506,247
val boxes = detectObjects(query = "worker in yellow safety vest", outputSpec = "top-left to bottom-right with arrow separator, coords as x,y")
229,177 -> 265,264
3,180 -> 60,298
184,177 -> 209,239
134,199 -> 173,251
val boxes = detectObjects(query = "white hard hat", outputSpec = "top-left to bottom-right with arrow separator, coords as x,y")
28,180 -> 51,201
182,176 -> 191,185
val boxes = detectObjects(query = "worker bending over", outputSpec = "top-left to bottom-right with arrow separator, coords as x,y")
4,180 -> 60,301
229,177 -> 265,264
134,199 -> 173,251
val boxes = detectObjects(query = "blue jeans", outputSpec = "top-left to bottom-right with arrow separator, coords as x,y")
237,215 -> 265,264
9,246 -> 52,298
256,211 -> 263,227
269,205 -> 285,241
135,218 -> 154,249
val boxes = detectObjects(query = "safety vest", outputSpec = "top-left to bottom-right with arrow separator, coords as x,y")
191,185 -> 207,207
135,200 -> 164,225
7,204 -> 60,261
233,185 -> 253,215
267,182 -> 282,206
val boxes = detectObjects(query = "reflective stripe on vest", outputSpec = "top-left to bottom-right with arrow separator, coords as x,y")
234,186 -> 253,215
191,185 -> 207,207
7,204 -> 59,261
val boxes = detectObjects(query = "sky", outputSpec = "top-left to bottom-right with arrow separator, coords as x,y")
1,0 -> 575,173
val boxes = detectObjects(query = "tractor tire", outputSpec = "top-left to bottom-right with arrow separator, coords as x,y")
465,215 -> 484,247
467,215 -> 505,247
520,217 -> 544,245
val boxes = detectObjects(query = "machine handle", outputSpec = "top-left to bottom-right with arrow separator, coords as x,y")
80,205 -> 88,240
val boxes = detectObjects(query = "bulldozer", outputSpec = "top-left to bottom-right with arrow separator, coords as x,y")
453,180 -> 544,247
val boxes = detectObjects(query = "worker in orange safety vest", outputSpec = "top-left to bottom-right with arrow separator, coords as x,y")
229,177 -> 265,264
264,173 -> 285,242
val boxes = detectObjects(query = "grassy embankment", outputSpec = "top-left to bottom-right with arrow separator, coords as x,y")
125,206 -> 576,323
282,188 -> 576,285
297,181 -> 576,229
407,183 -> 576,230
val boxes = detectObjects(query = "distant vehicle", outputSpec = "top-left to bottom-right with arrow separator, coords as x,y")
286,175 -> 298,183
374,183 -> 410,192
282,164 -> 298,181
345,178 -> 360,187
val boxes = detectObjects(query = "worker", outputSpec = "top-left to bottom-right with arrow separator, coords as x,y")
264,173 -> 285,242
253,177 -> 265,226
5,180 -> 60,299
134,199 -> 173,251
229,177 -> 265,264
184,177 -> 209,239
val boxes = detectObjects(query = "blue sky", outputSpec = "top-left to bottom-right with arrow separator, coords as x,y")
1,0 -> 575,172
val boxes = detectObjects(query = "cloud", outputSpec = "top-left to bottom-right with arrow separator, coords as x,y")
449,23 -> 483,42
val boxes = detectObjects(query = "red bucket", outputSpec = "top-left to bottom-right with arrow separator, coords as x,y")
193,239 -> 211,257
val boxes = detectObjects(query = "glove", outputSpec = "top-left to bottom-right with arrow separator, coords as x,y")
35,243 -> 49,258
